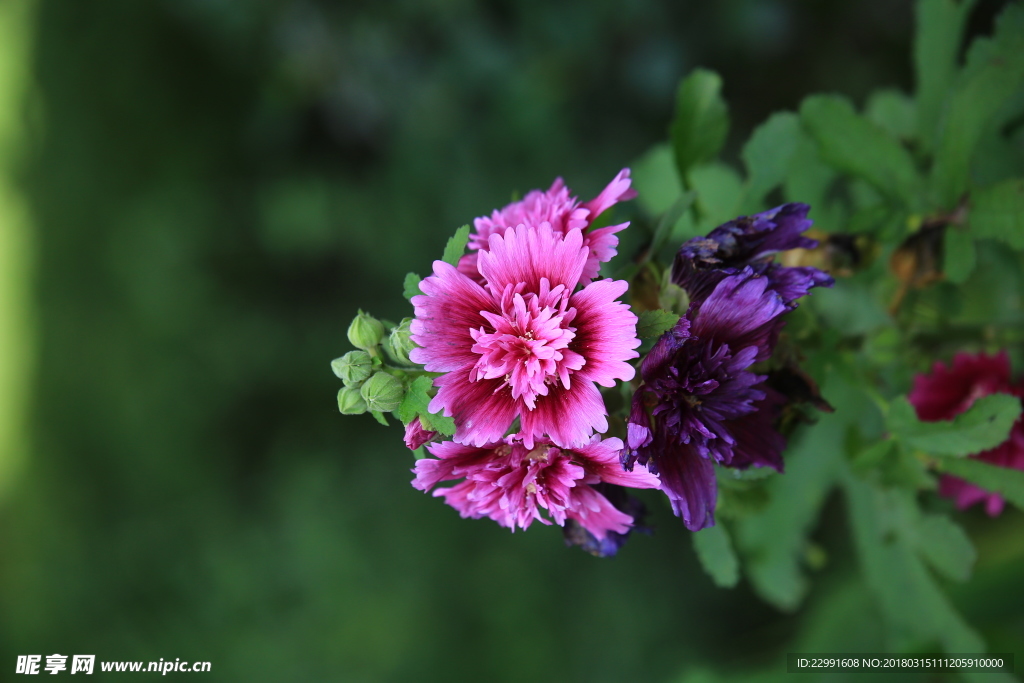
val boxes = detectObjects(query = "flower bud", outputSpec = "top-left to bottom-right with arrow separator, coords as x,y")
359,371 -> 404,413
404,417 -> 437,450
337,386 -> 368,415
347,310 -> 386,351
331,350 -> 373,386
385,318 -> 417,366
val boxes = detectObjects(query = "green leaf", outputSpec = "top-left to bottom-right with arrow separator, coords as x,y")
969,177 -> 1024,249
692,524 -> 739,588
441,225 -> 471,266
369,409 -> 389,427
671,69 -> 729,179
809,273 -> 890,336
783,132 -> 843,231
865,89 -> 917,142
913,0 -> 978,147
733,364 -> 868,612
735,424 -> 840,610
689,162 -> 744,231
398,376 -> 455,436
913,513 -> 976,582
943,226 -> 976,283
800,94 -> 922,204
635,309 -> 680,339
720,465 -> 777,483
930,3 -> 1024,207
850,430 -> 934,491
647,191 -> 696,262
403,272 -> 423,300
851,439 -> 898,473
631,143 -> 682,216
936,456 -> 1024,509
741,111 -> 802,208
421,411 -> 454,436
844,474 -> 984,652
887,394 -> 1022,457
397,376 -> 432,424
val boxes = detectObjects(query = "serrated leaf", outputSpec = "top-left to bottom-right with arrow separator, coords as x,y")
734,361 -> 882,612
403,272 -> 423,300
734,424 -> 839,610
421,410 -> 455,437
914,513 -> 976,582
887,394 -> 1022,457
398,375 -> 455,437
969,178 -> 1024,249
943,226 -> 976,283
671,69 -> 729,178
692,524 -> 739,588
441,225 -> 471,266
636,309 -> 680,339
914,0 -> 978,148
741,111 -> 802,208
800,94 -> 922,204
930,4 -> 1024,207
844,474 -> 984,652
936,456 -> 1024,509
398,376 -> 433,424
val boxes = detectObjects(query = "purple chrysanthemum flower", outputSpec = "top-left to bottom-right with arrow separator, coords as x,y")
459,169 -> 637,286
413,436 -> 660,541
624,271 -> 789,529
673,203 -> 834,305
626,205 -> 832,531
410,223 -> 640,449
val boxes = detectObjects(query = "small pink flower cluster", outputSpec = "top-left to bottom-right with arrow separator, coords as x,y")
408,171 -> 659,544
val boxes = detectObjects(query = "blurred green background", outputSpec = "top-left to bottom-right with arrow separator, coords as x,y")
0,0 -> 1021,681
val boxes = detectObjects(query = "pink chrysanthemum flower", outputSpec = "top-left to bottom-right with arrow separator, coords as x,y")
412,436 -> 660,540
410,223 -> 640,449
908,351 -> 1024,516
458,169 -> 637,285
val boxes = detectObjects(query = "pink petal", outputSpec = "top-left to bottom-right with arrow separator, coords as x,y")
518,379 -> 608,449
478,223 -> 588,295
565,486 -> 635,539
410,260 -> 498,372
580,168 -> 638,218
430,367 -> 519,447
569,279 -> 640,386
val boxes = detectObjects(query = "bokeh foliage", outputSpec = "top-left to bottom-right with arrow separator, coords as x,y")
0,1 -> 1022,682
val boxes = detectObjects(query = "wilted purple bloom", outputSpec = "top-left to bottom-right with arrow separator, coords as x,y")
673,203 -> 833,305
626,205 -> 832,531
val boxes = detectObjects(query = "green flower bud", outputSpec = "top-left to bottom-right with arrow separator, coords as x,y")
385,317 -> 417,366
359,371 -> 404,413
337,386 -> 368,415
347,310 -> 386,351
331,350 -> 373,386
